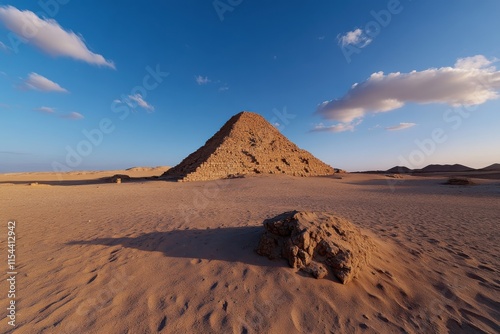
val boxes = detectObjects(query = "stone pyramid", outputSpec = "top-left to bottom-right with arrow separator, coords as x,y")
162,111 -> 335,181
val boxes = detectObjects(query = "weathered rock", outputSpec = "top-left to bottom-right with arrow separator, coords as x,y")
109,174 -> 130,183
385,174 -> 403,179
161,112 -> 335,181
445,177 -> 475,185
256,211 -> 374,284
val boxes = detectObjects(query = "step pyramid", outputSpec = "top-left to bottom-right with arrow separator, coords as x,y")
162,111 -> 335,181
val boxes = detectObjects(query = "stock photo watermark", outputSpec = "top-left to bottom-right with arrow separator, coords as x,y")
238,278 -> 288,333
339,0 -> 405,63
385,69 -> 495,191
213,0 -> 243,22
270,106 -> 296,132
6,220 -> 17,327
4,0 -> 70,53
385,104 -> 474,191
51,64 -> 169,178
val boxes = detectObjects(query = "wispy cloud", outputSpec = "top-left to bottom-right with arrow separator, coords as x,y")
60,112 -> 84,120
127,94 -> 154,111
34,106 -> 84,120
195,75 -> 210,85
0,5 -> 114,69
337,28 -> 372,48
196,75 -> 229,92
317,55 -> 500,125
34,106 -> 55,113
317,36 -> 325,41
311,120 -> 361,133
22,72 -> 68,93
386,122 -> 416,131
115,94 -> 154,112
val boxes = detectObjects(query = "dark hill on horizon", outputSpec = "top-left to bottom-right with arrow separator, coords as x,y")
383,163 -> 499,174
371,163 -> 500,180
479,163 -> 500,171
414,164 -> 475,173
386,166 -> 413,174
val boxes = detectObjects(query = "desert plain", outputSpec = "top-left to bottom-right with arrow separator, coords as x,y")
1,169 -> 499,334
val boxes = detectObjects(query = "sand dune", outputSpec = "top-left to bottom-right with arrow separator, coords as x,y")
1,172 -> 499,333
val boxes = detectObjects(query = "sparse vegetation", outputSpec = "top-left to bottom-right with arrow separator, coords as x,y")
444,177 -> 475,185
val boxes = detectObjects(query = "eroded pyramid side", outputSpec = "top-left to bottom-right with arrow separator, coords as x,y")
162,111 -> 335,181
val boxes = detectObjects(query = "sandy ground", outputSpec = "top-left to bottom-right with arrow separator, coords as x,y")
0,170 -> 499,334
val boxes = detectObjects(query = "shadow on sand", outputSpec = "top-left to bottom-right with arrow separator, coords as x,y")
67,226 -> 285,268
0,176 -> 174,186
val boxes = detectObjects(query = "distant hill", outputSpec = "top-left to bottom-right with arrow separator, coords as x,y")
386,166 -> 413,174
479,163 -> 500,171
380,163 -> 500,175
381,163 -> 500,180
413,164 -> 475,173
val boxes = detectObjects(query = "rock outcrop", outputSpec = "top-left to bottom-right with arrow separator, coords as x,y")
161,111 -> 334,181
108,174 -> 130,183
256,211 -> 374,284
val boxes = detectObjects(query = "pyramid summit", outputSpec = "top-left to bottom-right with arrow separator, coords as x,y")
162,111 -> 335,181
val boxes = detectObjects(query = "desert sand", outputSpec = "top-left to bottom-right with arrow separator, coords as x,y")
1,170 -> 499,334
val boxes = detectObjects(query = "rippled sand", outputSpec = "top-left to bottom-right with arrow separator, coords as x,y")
1,170 -> 499,333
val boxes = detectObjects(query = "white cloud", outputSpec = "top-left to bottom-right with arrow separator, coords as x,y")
338,28 -> 372,48
116,94 -> 154,112
219,85 -> 229,92
23,72 -> 68,92
317,36 -> 325,41
455,55 -> 496,70
0,5 -> 114,69
34,106 -> 55,113
60,112 -> 84,120
317,55 -> 500,124
195,75 -> 210,85
386,122 -> 416,131
311,120 -> 361,133
128,94 -> 154,111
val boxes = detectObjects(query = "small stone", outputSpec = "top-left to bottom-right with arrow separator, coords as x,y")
305,262 -> 328,279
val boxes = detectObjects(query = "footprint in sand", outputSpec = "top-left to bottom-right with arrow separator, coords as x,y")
377,313 -> 389,323
157,316 -> 167,331
466,271 -> 488,283
456,251 -> 472,259
86,274 -> 98,284
359,323 -> 369,329
108,248 -> 121,262
478,264 -> 495,272
180,301 -> 189,316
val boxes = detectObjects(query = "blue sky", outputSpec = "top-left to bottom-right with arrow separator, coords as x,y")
1,0 -> 500,172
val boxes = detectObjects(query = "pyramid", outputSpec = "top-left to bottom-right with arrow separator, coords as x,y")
162,111 -> 335,181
